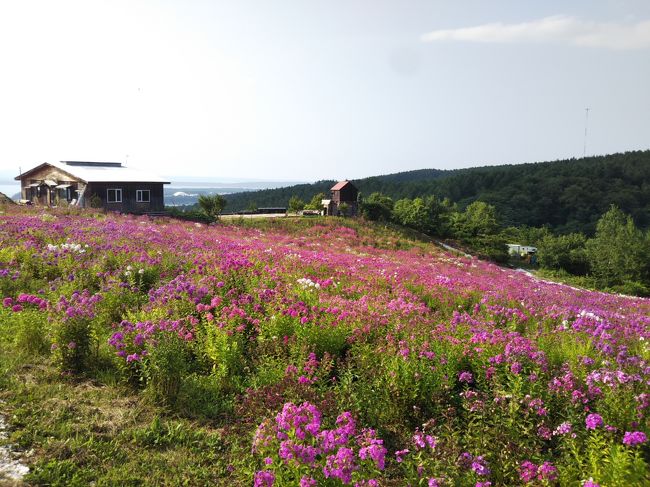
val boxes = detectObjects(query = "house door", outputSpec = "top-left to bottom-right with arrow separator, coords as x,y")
37,185 -> 49,205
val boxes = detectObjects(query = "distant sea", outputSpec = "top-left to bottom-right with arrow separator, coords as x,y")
164,181 -> 303,207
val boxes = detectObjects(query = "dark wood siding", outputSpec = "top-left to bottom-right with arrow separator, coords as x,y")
86,182 -> 165,213
331,184 -> 358,204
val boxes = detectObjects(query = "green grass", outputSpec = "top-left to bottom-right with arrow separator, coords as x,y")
0,352 -> 249,486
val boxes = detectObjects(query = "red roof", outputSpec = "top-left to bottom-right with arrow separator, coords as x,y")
331,180 -> 350,191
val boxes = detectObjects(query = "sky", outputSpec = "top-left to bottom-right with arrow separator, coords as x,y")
0,0 -> 649,183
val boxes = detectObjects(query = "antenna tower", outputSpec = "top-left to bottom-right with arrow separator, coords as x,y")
583,108 -> 590,158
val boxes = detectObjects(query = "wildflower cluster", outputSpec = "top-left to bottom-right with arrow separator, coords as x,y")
252,402 -> 386,485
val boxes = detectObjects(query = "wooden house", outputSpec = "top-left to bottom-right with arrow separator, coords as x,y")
15,161 -> 170,213
322,180 -> 358,216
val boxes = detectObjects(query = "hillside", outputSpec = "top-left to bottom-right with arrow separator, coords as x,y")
0,192 -> 16,205
0,208 -> 649,485
222,150 -> 650,234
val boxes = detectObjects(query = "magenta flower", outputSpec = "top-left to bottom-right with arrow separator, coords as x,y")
537,462 -> 557,481
395,449 -> 410,463
299,476 -> 317,487
622,431 -> 647,446
323,447 -> 357,483
471,456 -> 491,476
519,461 -> 538,483
458,371 -> 473,383
585,413 -> 603,430
254,470 -> 275,486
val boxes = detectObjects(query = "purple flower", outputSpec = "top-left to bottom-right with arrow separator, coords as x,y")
583,479 -> 600,487
537,426 -> 552,440
2,297 -> 13,307
357,430 -> 386,470
11,304 -> 23,312
519,461 -> 538,483
254,470 -> 275,487
395,449 -> 410,463
323,447 -> 357,484
622,431 -> 647,446
585,413 -> 603,430
537,461 -> 557,481
554,421 -> 572,436
459,371 -> 473,383
299,476 -> 317,487
471,456 -> 491,476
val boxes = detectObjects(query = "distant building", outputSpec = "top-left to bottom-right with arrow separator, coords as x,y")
15,161 -> 170,213
507,244 -> 538,257
322,180 -> 358,216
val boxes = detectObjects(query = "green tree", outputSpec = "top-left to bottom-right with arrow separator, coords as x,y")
305,193 -> 326,211
537,233 -> 589,275
361,192 -> 393,221
393,198 -> 433,234
288,196 -> 305,214
452,201 -> 500,239
424,195 -> 455,236
585,205 -> 647,288
197,193 -> 226,221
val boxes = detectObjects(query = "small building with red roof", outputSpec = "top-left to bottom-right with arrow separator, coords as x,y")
322,180 -> 358,216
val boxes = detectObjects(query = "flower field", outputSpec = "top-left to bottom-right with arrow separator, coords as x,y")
1,207 -> 649,486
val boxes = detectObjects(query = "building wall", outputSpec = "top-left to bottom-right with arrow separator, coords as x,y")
339,184 -> 358,203
330,184 -> 358,216
18,166 -> 80,205
331,185 -> 358,204
86,182 -> 165,213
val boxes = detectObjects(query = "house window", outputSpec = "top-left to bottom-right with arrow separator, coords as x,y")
136,189 -> 150,203
107,188 -> 122,203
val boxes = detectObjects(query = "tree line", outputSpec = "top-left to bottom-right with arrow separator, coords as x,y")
220,150 -> 650,235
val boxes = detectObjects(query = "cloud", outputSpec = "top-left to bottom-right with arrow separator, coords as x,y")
421,15 -> 650,50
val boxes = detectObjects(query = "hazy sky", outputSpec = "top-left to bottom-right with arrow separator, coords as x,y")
1,0 -> 649,182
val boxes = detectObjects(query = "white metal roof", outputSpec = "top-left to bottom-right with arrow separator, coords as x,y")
48,161 -> 170,183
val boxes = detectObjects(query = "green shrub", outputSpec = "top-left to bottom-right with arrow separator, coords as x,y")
143,332 -> 192,405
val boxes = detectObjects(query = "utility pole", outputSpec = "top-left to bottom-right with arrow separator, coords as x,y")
583,108 -> 590,158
